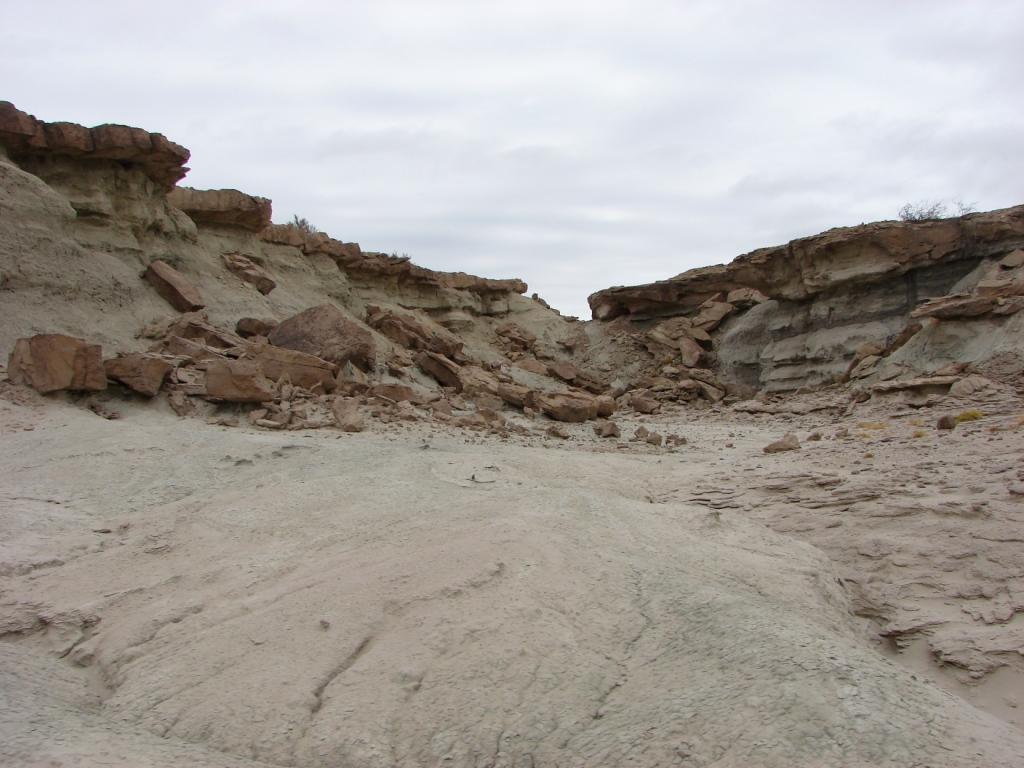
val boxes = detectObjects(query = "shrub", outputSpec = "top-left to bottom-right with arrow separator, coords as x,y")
898,201 -> 948,221
291,214 -> 318,234
898,199 -> 977,221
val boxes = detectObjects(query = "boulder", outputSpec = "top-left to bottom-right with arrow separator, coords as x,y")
546,424 -> 571,439
331,397 -> 365,432
167,188 -> 272,231
370,383 -> 429,405
594,395 -> 617,418
948,374 -> 994,399
236,317 -> 277,338
144,260 -> 204,312
416,351 -> 463,391
104,352 -> 175,396
692,300 -> 735,331
763,433 -> 801,454
495,322 -> 537,351
496,382 -> 530,409
202,359 -> 274,402
8,334 -> 106,393
365,306 -> 463,359
247,343 -> 337,392
678,336 -> 703,368
593,420 -> 620,438
536,392 -> 599,423
268,304 -> 375,370
514,358 -> 548,376
222,253 -> 276,295
726,287 -> 768,307
547,361 -> 578,383
630,393 -> 661,414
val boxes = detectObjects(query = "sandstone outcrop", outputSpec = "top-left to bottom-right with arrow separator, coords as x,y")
0,102 -> 189,190
168,187 -> 272,231
8,334 -> 106,393
589,205 -> 1024,392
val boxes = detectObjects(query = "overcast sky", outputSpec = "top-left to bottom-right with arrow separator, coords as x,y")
3,1 -> 1022,317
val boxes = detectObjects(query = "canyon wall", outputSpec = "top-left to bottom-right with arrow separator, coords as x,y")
589,208 -> 1024,392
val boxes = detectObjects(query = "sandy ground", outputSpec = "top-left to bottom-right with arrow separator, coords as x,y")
2,386 -> 1024,767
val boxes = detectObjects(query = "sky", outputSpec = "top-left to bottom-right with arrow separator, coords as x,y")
3,1 -> 1023,317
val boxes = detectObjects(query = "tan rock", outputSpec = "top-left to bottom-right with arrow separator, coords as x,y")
268,304 -> 375,370
546,424 -> 571,439
496,382 -> 530,408
365,306 -> 463,359
630,393 -> 660,414
593,420 -> 620,438
331,397 -> 365,432
726,287 -> 768,307
645,432 -> 664,447
222,253 -> 276,295
236,317 -> 277,338
167,187 -> 272,231
8,334 -> 106,393
515,357 -> 549,376
203,359 -> 273,402
763,433 -> 801,453
948,374 -> 994,398
416,351 -> 463,391
144,260 -> 204,312
547,360 -> 578,382
692,301 -> 734,331
678,336 -> 703,368
104,352 -> 174,396
595,395 -> 617,418
247,343 -> 337,393
536,392 -> 599,423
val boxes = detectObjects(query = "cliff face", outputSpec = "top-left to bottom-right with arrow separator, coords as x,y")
589,207 -> 1024,391
0,103 -> 571,371
4,99 -> 1024,402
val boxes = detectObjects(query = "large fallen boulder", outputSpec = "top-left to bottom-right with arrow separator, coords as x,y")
201,359 -> 274,402
8,334 -> 107,393
268,304 -> 375,370
144,260 -> 204,312
104,352 -> 175,397
245,342 -> 337,393
534,391 -> 599,423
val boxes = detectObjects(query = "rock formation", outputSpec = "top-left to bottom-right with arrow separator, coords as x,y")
588,206 -> 1024,392
3,102 -> 1024,768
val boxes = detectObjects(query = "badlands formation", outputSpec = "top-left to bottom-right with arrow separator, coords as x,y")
1,102 -> 1024,767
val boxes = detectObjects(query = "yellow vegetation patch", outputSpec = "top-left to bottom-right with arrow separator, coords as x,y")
955,410 -> 984,423
857,422 -> 889,430
912,430 -> 927,438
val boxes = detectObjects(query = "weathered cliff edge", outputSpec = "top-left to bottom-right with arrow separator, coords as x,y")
3,98 -> 1023,410
589,207 -> 1024,391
